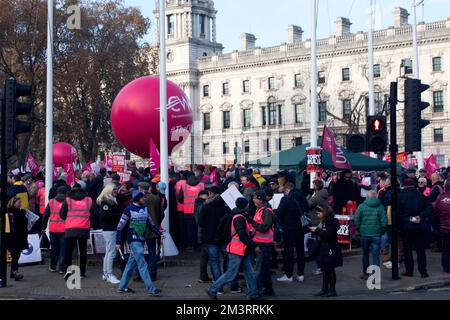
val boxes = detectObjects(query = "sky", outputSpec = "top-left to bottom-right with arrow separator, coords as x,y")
124,0 -> 450,51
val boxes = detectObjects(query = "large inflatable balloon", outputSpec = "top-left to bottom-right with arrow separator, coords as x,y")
110,76 -> 193,158
53,142 -> 77,167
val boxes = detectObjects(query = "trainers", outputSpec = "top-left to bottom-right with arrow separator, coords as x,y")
59,271 -> 65,275
49,268 -> 57,273
295,275 -> 305,282
198,278 -> 213,283
231,287 -> 242,294
313,268 -> 322,275
107,275 -> 121,284
149,289 -> 162,296
277,275 -> 293,282
383,261 -> 392,269
118,288 -> 135,294
217,290 -> 224,295
102,274 -> 108,281
206,289 -> 217,300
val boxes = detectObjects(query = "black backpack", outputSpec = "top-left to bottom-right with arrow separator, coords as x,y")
214,214 -> 233,245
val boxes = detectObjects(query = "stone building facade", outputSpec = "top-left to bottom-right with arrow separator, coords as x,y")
156,0 -> 450,168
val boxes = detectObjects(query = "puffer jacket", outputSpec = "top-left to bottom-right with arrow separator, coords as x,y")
434,191 -> 450,234
354,197 -> 387,237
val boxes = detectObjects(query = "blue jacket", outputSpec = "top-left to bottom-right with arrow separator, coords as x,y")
116,203 -> 157,244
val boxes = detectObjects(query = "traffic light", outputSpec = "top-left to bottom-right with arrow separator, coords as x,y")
404,78 -> 430,152
366,115 -> 387,153
346,134 -> 366,153
3,78 -> 33,156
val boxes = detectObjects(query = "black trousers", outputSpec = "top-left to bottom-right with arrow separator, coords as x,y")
283,229 -> 305,277
64,237 -> 88,276
402,231 -> 427,275
200,243 -> 210,280
322,267 -> 336,293
10,248 -> 22,274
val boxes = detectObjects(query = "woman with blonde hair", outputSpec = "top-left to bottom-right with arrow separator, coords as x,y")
97,183 -> 122,284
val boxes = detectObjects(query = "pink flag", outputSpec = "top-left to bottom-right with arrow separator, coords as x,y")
26,153 -> 40,176
149,138 -> 160,175
210,166 -> 219,186
321,125 -> 352,170
424,154 -> 439,179
104,155 -> 113,170
64,163 -> 75,186
83,160 -> 94,172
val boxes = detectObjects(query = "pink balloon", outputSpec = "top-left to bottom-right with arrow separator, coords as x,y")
110,76 -> 193,158
53,142 -> 77,167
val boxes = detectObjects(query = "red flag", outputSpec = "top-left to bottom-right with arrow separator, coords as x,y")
64,163 -> 75,186
149,138 -> 160,175
83,160 -> 94,172
321,125 -> 352,170
424,154 -> 439,179
26,153 -> 40,176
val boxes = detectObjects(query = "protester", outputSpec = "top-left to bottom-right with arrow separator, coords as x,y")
36,181 -> 47,216
42,186 -> 70,274
354,190 -> 387,280
309,204 -> 342,297
175,172 -> 187,245
23,174 -> 38,214
240,175 -> 257,203
88,168 -> 106,200
418,177 -> 431,196
60,183 -> 97,279
49,173 -> 70,199
195,190 -> 211,283
428,172 -> 445,253
252,169 -> 267,189
6,197 -> 28,281
97,183 -> 122,284
419,169 -> 432,188
116,192 -> 162,295
331,170 -> 358,215
206,197 -> 260,300
7,175 -> 30,209
434,180 -> 450,273
219,171 -> 236,193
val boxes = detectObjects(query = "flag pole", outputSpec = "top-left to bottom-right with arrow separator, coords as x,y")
45,0 -> 53,208
310,0 -> 318,188
159,0 -> 178,256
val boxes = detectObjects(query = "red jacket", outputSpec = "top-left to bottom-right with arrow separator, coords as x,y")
434,191 -> 450,234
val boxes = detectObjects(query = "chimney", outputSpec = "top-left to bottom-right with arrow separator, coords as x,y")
288,25 -> 303,44
241,33 -> 256,50
394,7 -> 409,28
335,17 -> 352,37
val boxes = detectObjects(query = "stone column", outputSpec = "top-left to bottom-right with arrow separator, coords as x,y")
212,17 -> 217,42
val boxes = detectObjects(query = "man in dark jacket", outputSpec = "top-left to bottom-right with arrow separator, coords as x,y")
198,186 -> 231,286
332,170 -> 358,214
219,171 -> 236,194
276,182 -> 308,282
195,190 -> 211,283
433,179 -> 450,272
48,175 -> 70,200
398,178 -> 431,278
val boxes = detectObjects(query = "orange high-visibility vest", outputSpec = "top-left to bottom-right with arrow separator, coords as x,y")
183,183 -> 204,215
253,206 -> 274,244
175,180 -> 187,212
36,187 -> 46,215
227,214 -> 250,256
65,197 -> 92,230
49,199 -> 65,233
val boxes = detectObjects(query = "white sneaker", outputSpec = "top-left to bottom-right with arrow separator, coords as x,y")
107,274 -> 121,284
276,275 -> 293,282
313,268 -> 322,275
295,275 -> 305,282
102,274 -> 107,281
383,261 -> 392,269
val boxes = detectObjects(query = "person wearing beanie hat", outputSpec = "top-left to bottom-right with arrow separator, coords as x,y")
116,190 -> 162,295
235,197 -> 249,210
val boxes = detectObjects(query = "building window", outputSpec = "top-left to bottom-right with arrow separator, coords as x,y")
276,138 -> 282,151
373,64 -> 381,78
437,155 -> 445,166
277,105 -> 282,125
319,101 -> 327,122
243,80 -> 250,93
263,139 -> 270,152
261,106 -> 267,126
203,143 -> 210,155
199,14 -> 206,37
167,15 -> 174,35
244,140 -> 250,153
223,142 -> 229,154
203,85 -> 209,97
433,91 -> 444,112
203,113 -> 210,131
268,103 -> 277,125
294,74 -> 301,88
402,58 -> 413,74
223,111 -> 230,129
318,71 -> 326,84
434,128 -> 444,143
268,77 -> 275,90
243,109 -> 251,128
294,137 -> 303,146
433,57 -> 442,72
294,103 -> 303,124
222,82 -> 229,95
343,99 -> 352,118
342,68 -> 350,81
375,92 -> 384,114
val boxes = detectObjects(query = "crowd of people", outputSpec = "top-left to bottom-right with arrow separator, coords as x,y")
4,161 -> 450,299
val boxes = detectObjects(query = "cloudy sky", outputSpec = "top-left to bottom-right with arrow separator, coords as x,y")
124,0 -> 450,51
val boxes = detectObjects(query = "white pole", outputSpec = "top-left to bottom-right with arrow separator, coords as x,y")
412,0 -> 424,169
368,0 -> 375,116
310,0 -> 318,188
45,0 -> 53,206
159,0 -> 178,256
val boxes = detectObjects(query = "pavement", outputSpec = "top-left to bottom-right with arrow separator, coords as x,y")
1,249 -> 450,300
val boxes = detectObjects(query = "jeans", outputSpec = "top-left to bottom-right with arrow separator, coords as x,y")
146,238 -> 158,276
403,231 -> 427,275
64,237 -> 87,276
255,245 -> 273,293
441,233 -> 450,272
283,229 -> 305,277
207,244 -> 239,290
50,233 -> 65,272
208,253 -> 258,299
119,241 -> 156,293
102,231 -> 117,276
360,236 -> 381,274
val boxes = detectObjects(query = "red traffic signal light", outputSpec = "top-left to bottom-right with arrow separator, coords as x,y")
367,115 -> 387,154
370,118 -> 384,132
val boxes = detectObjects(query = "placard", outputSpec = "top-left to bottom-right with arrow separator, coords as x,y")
269,193 -> 284,210
19,234 -> 42,264
360,177 -> 372,198
306,147 -> 322,174
118,170 -> 131,183
112,152 -> 126,173
220,185 -> 244,210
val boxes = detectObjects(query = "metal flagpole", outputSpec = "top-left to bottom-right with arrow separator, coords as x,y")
159,0 -> 178,256
310,0 -> 318,189
412,0 -> 425,169
45,0 -> 54,209
368,0 -> 377,159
